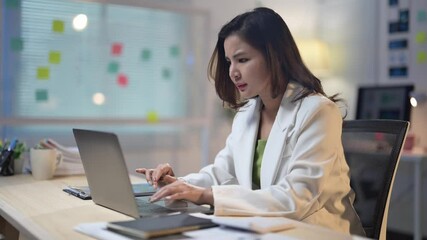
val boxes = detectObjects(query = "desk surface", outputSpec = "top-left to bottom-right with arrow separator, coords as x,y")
0,174 -> 362,240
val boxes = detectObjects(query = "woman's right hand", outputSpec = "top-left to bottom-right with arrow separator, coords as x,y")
135,163 -> 176,189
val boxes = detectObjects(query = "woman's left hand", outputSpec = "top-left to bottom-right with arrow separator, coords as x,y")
149,175 -> 214,205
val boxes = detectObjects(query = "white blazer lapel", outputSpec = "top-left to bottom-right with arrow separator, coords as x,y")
234,99 -> 261,189
260,83 -> 302,187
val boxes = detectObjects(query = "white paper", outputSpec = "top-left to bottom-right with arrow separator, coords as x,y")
74,222 -> 132,240
212,216 -> 295,234
184,227 -> 297,240
184,227 -> 259,240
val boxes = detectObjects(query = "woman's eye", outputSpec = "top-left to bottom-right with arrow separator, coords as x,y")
239,58 -> 248,63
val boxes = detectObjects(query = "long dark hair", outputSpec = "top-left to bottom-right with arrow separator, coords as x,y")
208,7 -> 341,110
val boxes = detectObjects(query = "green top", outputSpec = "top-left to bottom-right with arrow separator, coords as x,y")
252,139 -> 267,189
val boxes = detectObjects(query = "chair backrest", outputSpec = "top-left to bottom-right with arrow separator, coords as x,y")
342,120 -> 409,240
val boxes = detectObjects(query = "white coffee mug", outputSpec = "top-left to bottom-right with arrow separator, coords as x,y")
30,148 -> 63,180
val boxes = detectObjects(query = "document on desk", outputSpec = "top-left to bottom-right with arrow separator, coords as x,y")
74,222 -> 132,240
74,213 -> 217,240
75,221 -> 296,240
184,227 -> 298,240
211,216 -> 295,234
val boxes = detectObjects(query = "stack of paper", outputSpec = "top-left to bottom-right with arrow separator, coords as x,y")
40,139 -> 85,175
54,147 -> 84,176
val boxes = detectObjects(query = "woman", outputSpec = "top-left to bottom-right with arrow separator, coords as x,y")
136,7 -> 364,235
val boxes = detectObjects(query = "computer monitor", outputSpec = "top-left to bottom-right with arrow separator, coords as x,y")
356,85 -> 414,121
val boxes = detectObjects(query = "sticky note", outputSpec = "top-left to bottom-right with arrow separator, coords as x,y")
146,111 -> 159,123
415,32 -> 426,44
52,20 -> 65,33
162,68 -> 171,80
35,89 -> 48,101
10,38 -> 23,52
49,51 -> 61,64
111,43 -> 123,56
5,0 -> 20,8
37,67 -> 50,80
417,51 -> 427,64
108,61 -> 119,73
170,45 -> 180,57
141,49 -> 151,61
417,10 -> 427,22
117,73 -> 128,87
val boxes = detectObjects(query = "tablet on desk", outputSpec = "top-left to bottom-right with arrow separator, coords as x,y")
63,183 -> 156,200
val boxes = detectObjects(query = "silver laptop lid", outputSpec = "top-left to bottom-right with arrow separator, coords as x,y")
72,128 -> 140,218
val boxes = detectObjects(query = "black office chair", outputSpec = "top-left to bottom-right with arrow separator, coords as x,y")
342,120 -> 409,240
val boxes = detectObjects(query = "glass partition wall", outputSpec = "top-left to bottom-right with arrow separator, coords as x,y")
0,0 -> 212,175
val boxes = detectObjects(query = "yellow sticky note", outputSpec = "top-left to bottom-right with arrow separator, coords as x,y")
49,51 -> 61,64
417,51 -> 427,64
37,67 -> 50,80
416,32 -> 426,44
146,111 -> 159,123
52,20 -> 64,33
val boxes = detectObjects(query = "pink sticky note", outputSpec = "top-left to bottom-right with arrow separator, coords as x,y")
111,43 -> 123,56
117,73 -> 128,87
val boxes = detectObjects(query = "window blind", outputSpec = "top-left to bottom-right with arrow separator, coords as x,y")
3,0 -> 207,120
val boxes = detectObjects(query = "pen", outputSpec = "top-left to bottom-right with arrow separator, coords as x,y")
166,212 -> 182,216
8,139 -> 18,151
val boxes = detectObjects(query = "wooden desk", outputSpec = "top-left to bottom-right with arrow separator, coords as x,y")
0,174 -> 362,240
0,174 -> 133,240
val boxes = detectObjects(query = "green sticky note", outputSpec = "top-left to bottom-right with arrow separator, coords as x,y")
37,67 -> 50,80
35,89 -> 48,102
108,61 -> 119,73
417,10 -> 427,23
147,111 -> 159,123
5,0 -> 21,8
52,20 -> 64,33
162,68 -> 171,80
415,32 -> 426,44
170,45 -> 180,57
49,51 -> 61,64
417,51 -> 427,64
141,49 -> 151,61
10,38 -> 23,52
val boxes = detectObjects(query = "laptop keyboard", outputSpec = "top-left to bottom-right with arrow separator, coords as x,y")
135,198 -> 175,214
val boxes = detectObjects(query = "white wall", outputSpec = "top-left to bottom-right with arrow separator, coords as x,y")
260,0 -> 379,119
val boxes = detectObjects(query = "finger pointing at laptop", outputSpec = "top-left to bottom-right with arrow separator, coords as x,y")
136,163 -> 214,206
135,163 -> 176,189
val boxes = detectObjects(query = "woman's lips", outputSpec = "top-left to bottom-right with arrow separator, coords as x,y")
236,83 -> 247,91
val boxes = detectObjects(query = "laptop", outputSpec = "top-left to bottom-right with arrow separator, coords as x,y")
72,128 -> 213,218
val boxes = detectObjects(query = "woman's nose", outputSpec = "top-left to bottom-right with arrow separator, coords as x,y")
229,65 -> 240,81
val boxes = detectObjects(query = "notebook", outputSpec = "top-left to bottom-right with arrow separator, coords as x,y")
72,128 -> 213,218
107,213 -> 217,239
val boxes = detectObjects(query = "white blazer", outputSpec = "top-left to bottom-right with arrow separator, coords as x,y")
183,82 -> 365,235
